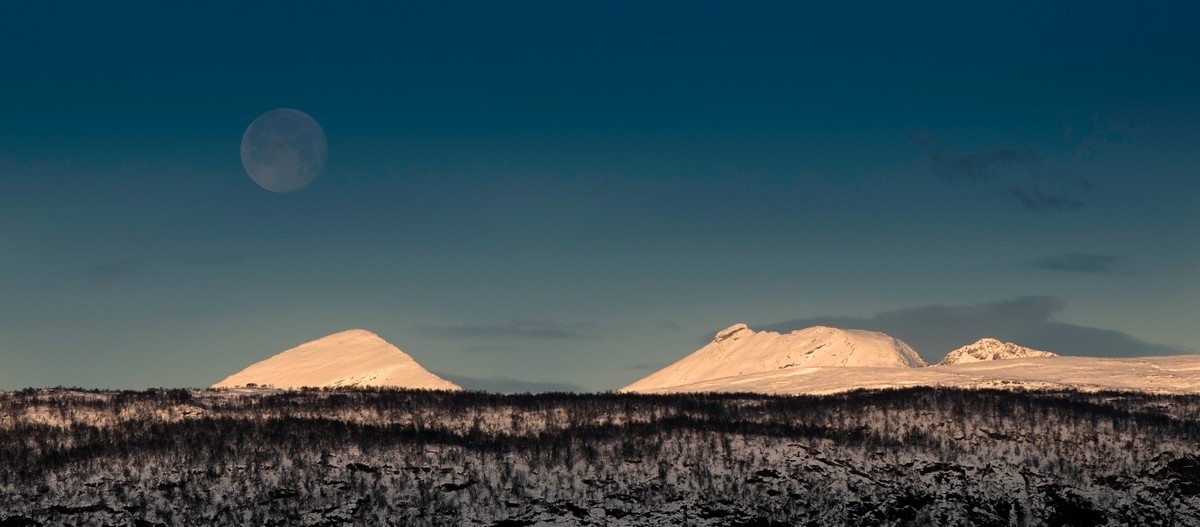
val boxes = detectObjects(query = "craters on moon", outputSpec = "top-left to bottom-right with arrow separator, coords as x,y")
240,108 -> 328,193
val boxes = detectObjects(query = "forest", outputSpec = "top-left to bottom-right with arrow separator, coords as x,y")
2,386 -> 1199,526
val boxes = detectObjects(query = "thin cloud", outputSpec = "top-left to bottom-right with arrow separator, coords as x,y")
927,145 -> 1043,183
1021,253 -> 1129,275
94,229 -> 159,250
625,362 -> 668,371
436,373 -> 582,394
183,251 -> 263,267
82,259 -> 142,286
80,251 -> 261,285
462,345 -> 519,353
656,320 -> 682,332
761,296 -> 1187,364
421,319 -> 590,340
1007,187 -> 1085,212
915,132 -> 1090,213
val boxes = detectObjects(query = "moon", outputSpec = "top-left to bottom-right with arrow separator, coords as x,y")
240,108 -> 328,193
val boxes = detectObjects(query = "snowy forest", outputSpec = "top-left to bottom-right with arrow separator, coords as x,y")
2,387 -> 1199,526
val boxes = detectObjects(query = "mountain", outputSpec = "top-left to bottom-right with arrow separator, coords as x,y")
621,324 -> 926,393
212,329 -> 461,390
624,324 -> 1200,395
938,337 -> 1056,365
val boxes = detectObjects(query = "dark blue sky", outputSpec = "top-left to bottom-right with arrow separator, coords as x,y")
3,1 -> 1198,391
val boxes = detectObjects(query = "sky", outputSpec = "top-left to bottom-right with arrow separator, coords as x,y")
2,1 -> 1198,392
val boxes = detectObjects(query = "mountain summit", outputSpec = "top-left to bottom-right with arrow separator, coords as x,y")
212,329 -> 461,390
623,325 -> 1200,396
622,324 -> 926,393
937,338 -> 1056,366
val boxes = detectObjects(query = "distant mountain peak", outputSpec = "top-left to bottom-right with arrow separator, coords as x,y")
623,324 -> 926,393
937,338 -> 1056,366
212,329 -> 461,390
333,328 -> 383,338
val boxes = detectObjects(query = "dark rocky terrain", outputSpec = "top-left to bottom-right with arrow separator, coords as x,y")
1,387 -> 1198,526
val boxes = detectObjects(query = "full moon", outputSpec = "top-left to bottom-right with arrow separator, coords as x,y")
240,108 -> 328,193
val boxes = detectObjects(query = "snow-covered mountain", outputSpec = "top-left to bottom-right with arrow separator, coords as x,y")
938,337 -> 1056,365
212,329 -> 461,390
624,324 -> 1200,395
630,355 -> 1200,395
621,324 -> 926,393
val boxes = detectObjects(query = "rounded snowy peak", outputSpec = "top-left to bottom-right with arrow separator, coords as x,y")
328,328 -> 385,338
937,338 -> 1056,366
622,324 -> 926,393
212,329 -> 461,390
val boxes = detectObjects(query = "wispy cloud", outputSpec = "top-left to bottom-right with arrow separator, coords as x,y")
82,259 -> 142,286
625,362 -> 667,371
656,320 -> 682,332
1021,253 -> 1129,275
761,296 -> 1187,363
80,251 -> 263,286
1007,187 -> 1084,212
914,132 -> 1090,213
924,144 -> 1044,183
436,373 -> 582,394
421,319 -> 591,340
462,344 -> 519,353
182,251 -> 263,267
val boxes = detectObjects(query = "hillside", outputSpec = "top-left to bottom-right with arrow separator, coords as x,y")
212,329 -> 460,390
631,354 -> 1200,395
625,325 -> 1200,395
623,324 -> 925,393
2,387 -> 1197,526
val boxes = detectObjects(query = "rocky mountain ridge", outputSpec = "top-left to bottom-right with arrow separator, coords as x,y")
938,337 -> 1057,366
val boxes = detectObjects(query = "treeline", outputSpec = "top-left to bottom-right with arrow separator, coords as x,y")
1,387 -> 1198,526
4,387 -> 1200,482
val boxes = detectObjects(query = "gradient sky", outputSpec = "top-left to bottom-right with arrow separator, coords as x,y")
3,1 -> 1198,392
